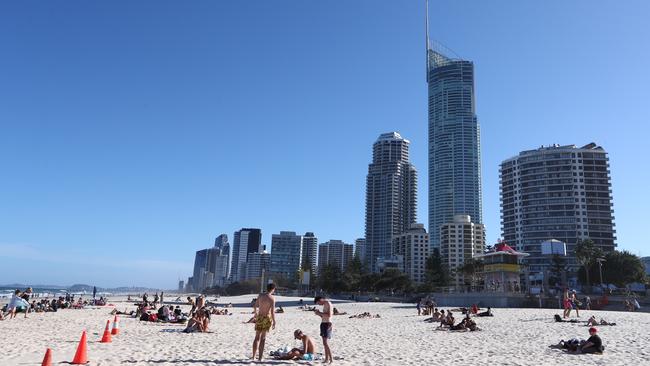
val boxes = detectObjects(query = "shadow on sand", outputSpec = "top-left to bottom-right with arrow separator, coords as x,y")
122,359 -> 293,364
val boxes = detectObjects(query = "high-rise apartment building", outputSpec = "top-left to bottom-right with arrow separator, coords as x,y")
191,234 -> 233,291
392,223 -> 430,284
317,240 -> 354,273
192,249 -> 209,291
500,143 -> 616,275
269,231 -> 303,280
230,228 -> 262,282
245,251 -> 271,281
301,232 -> 318,276
354,238 -> 366,263
426,7 -> 483,249
440,215 -> 485,287
365,132 -> 417,272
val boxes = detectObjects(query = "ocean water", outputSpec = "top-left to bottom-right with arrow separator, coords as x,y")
0,287 -> 75,300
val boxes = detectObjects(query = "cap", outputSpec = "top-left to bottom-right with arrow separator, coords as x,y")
589,327 -> 598,333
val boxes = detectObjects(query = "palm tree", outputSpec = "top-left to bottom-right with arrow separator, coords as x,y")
574,239 -> 603,288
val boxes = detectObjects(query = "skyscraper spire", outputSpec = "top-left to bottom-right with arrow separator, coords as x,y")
425,0 -> 430,81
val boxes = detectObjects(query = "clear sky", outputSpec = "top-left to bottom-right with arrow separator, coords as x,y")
1,1 -> 648,288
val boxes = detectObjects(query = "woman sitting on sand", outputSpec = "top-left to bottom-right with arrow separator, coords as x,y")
440,312 -> 455,328
184,309 -> 210,333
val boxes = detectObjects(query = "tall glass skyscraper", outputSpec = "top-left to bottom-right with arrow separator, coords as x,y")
426,40 -> 483,248
365,132 -> 417,272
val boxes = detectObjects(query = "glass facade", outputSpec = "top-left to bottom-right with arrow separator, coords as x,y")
427,49 -> 483,249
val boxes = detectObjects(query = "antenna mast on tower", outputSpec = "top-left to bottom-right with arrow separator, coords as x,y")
425,0 -> 430,82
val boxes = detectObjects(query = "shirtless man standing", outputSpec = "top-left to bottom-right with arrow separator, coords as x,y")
314,296 -> 333,363
252,283 -> 276,361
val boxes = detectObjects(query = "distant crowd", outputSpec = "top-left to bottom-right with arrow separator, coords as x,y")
1,288 -> 107,320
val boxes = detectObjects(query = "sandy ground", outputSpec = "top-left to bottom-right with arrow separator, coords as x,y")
1,295 -> 650,365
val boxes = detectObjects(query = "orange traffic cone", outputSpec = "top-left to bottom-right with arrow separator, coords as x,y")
111,315 -> 120,335
71,331 -> 88,364
41,348 -> 52,366
100,320 -> 112,343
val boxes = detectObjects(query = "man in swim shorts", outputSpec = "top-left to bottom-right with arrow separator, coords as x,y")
252,283 -> 276,361
314,296 -> 333,363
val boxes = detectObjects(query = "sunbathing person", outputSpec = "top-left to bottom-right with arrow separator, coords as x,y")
276,306 -> 284,313
599,318 -> 616,326
476,307 -> 493,317
333,307 -> 348,316
555,314 -> 579,323
275,329 -> 317,360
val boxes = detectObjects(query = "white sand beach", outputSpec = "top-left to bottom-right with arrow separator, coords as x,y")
1,295 -> 650,365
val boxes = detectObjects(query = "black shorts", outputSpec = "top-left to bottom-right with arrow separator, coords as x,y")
320,322 -> 332,339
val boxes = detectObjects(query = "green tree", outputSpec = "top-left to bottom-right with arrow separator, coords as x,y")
574,239 -> 603,287
547,254 -> 567,287
422,250 -> 450,291
224,280 -> 259,296
342,256 -> 366,292
317,264 -> 345,293
457,259 -> 484,288
579,250 -> 646,287
375,268 -> 412,294
359,272 -> 380,292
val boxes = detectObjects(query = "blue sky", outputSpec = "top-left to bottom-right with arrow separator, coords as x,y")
1,1 -> 648,288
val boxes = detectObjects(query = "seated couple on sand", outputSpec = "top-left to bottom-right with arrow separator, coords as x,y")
550,327 -> 604,354
272,329 -> 317,361
183,309 -> 210,333
439,313 -> 480,332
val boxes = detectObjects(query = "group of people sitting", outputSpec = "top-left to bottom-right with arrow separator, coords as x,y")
1,289 -> 99,320
435,310 -> 481,332
135,302 -> 188,324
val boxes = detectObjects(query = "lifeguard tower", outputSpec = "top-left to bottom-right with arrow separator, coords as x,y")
476,242 -> 529,293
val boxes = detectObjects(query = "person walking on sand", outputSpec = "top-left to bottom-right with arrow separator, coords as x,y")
314,296 -> 334,363
252,283 -> 276,361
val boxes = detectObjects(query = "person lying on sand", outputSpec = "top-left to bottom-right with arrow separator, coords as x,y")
586,316 -> 616,326
111,308 -> 135,316
333,307 -> 347,316
276,306 -> 284,313
275,329 -> 317,360
348,312 -> 380,319
555,314 -> 579,323
476,307 -> 493,317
